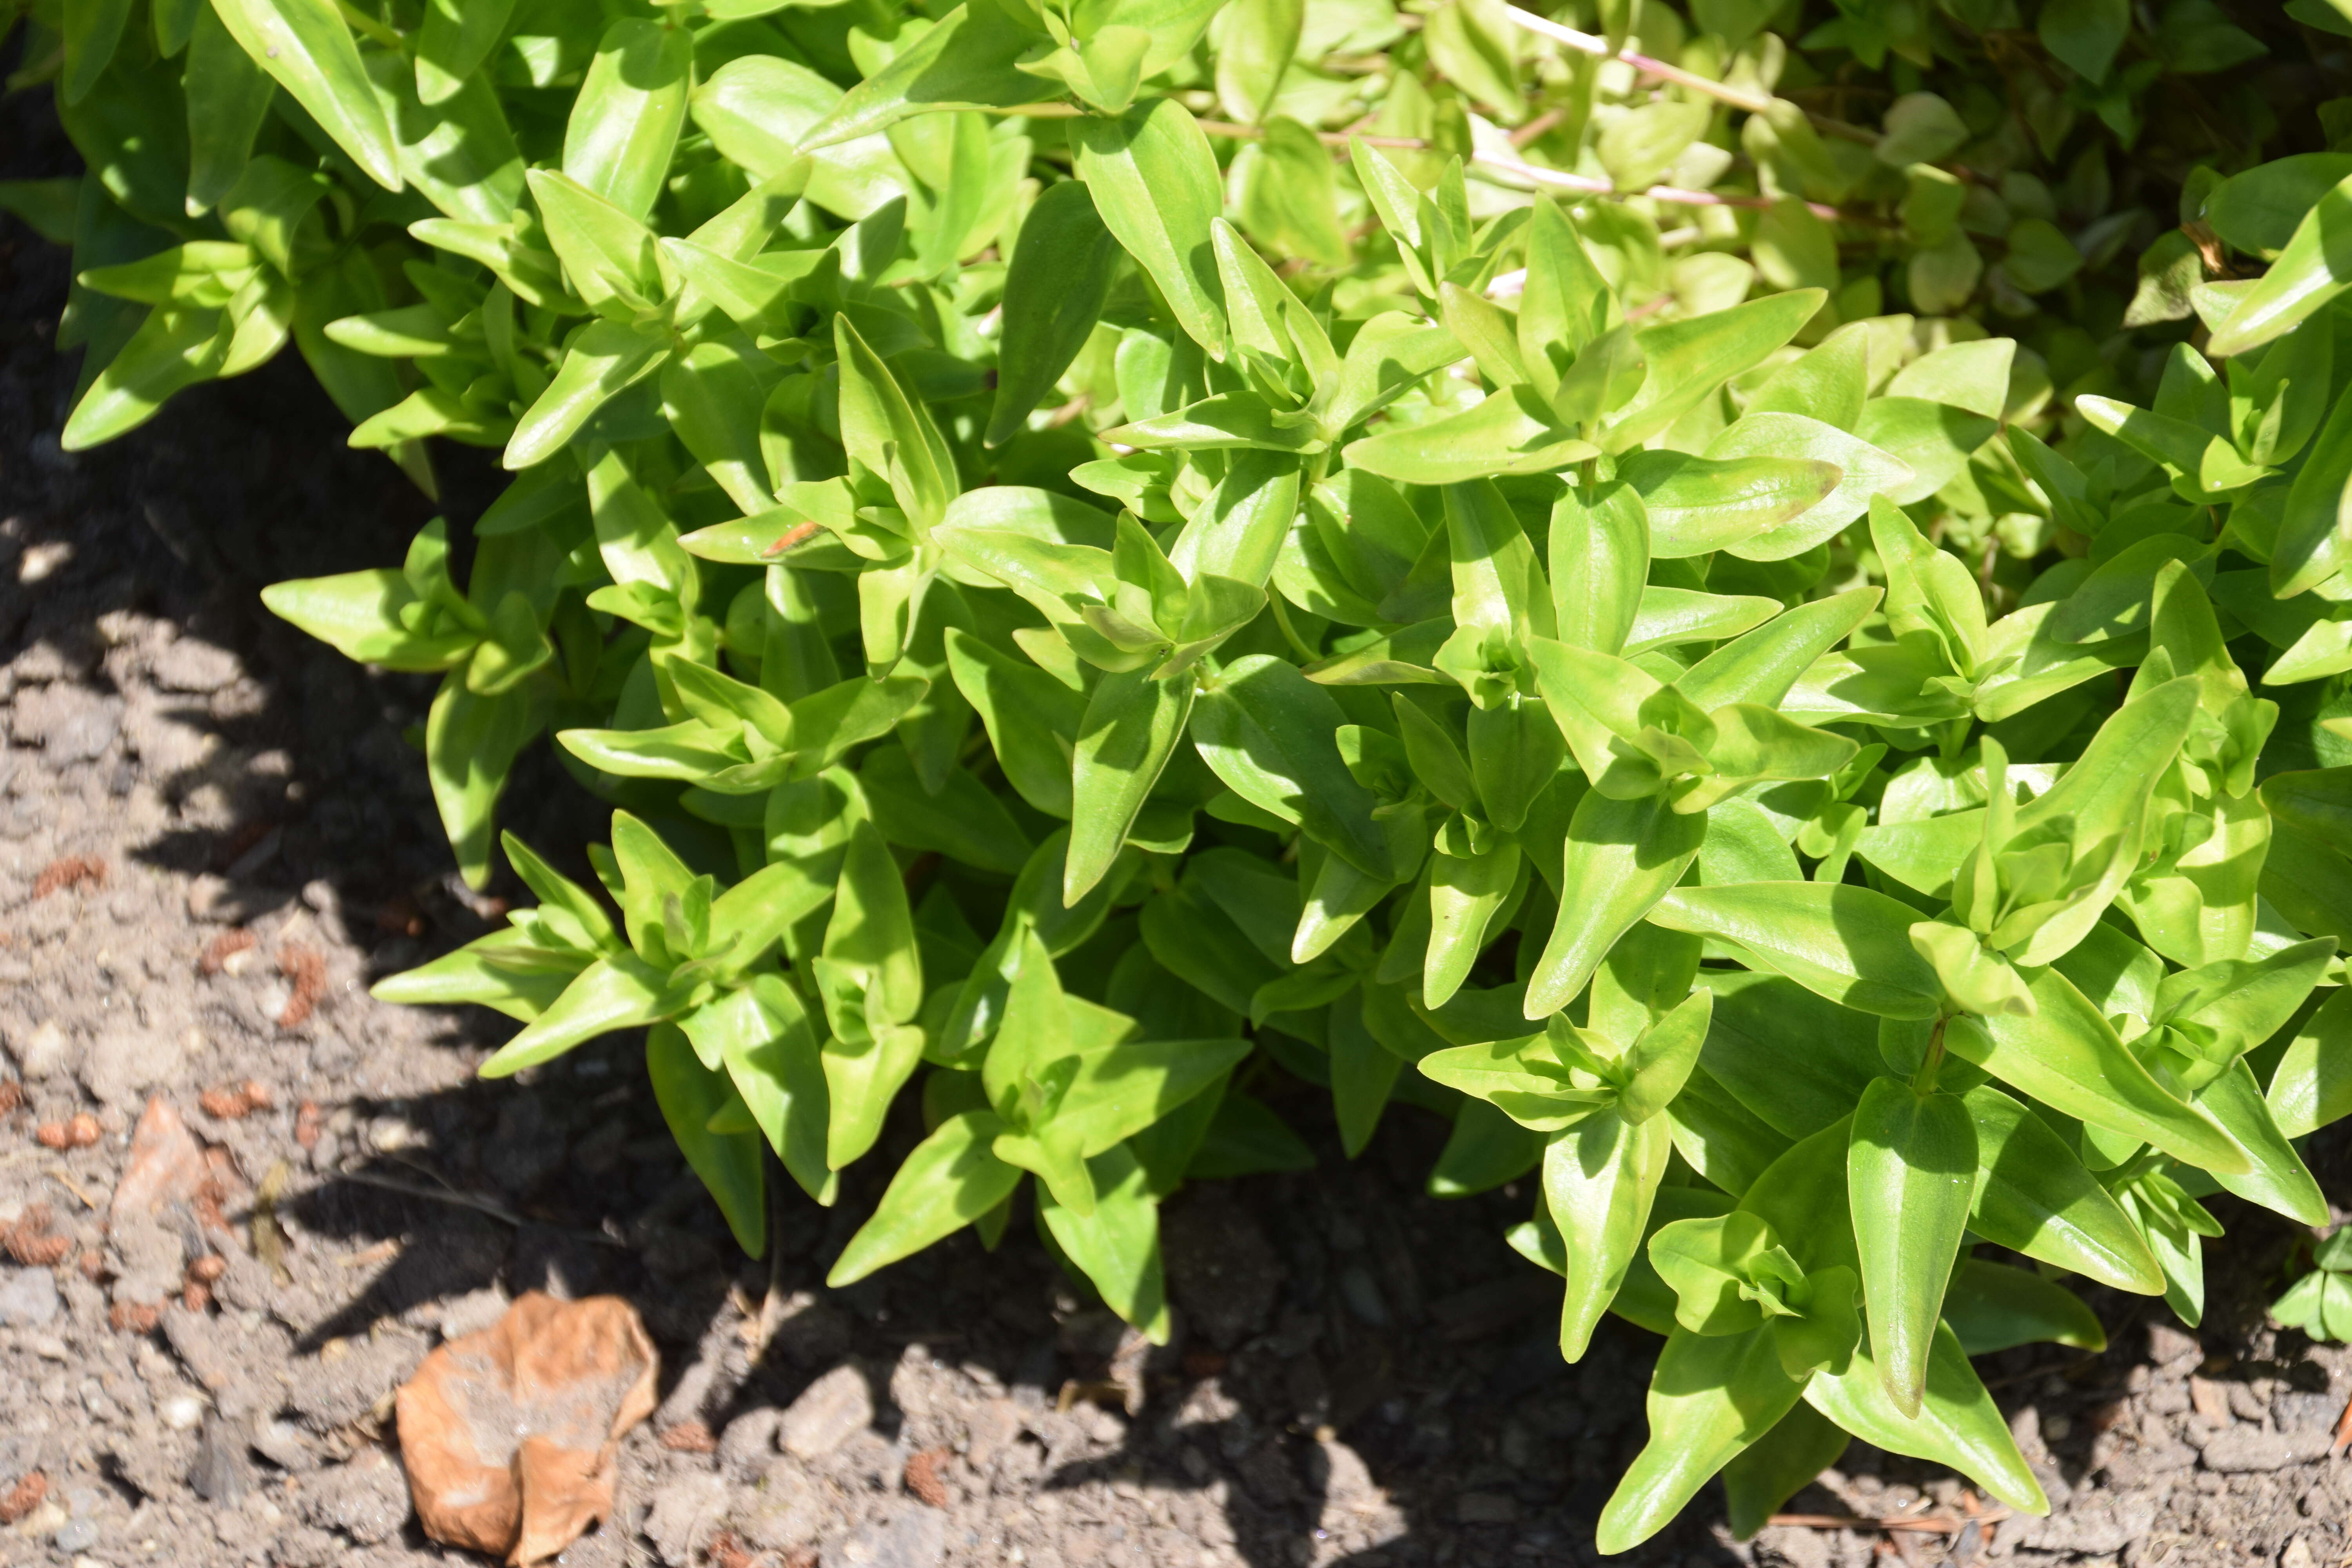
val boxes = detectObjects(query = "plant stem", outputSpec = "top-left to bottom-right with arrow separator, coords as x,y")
988,104 -> 1855,221
1911,1014 -> 1950,1096
1498,5 -> 1880,145
334,0 -> 405,48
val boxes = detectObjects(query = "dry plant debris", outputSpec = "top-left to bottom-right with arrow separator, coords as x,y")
395,1291 -> 658,1565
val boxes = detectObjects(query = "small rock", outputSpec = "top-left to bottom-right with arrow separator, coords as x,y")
288,1328 -> 427,1432
717,1408 -> 783,1476
104,1434 -> 180,1502
654,1350 -> 723,1434
737,1460 -> 826,1552
8,1020 -> 75,1080
0,1265 -> 62,1328
1753,1525 -> 1833,1568
163,1306 -> 243,1395
1161,1188 -> 1284,1349
963,1398 -> 1020,1473
1307,1438 -> 1384,1524
1338,1265 -> 1390,1327
150,639 -> 240,695
159,1394 -> 205,1431
824,1501 -> 946,1568
1457,1492 -> 1517,1524
17,540 -> 72,583
768,1293 -> 851,1367
2201,1428 -> 2331,1473
81,1031 -> 186,1108
11,684 -> 120,760
780,1365 -> 874,1461
251,1420 -> 314,1474
301,1451 -> 410,1545
53,1516 -> 99,1553
436,1286 -> 508,1341
190,1417 -> 249,1503
2189,1376 -> 2234,1426
2283,1538 -> 2318,1568
2148,1322 -> 2201,1368
641,1473 -> 730,1568
109,1098 -> 211,1228
2018,1493 -> 2158,1553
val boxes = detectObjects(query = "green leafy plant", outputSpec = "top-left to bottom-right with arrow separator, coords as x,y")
7,0 -> 2352,1554
2272,1226 -> 2352,1343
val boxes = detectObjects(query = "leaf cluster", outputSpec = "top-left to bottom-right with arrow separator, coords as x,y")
6,0 -> 2352,1552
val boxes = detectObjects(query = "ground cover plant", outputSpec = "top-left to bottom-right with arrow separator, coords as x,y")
2,0 -> 2348,1551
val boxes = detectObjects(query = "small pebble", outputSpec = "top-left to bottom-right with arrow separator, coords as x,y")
53,1517 -> 98,1552
160,1395 -> 205,1431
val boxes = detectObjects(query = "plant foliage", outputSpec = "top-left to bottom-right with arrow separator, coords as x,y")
6,0 -> 2351,1549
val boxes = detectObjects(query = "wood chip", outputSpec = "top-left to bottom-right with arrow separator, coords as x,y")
658,1422 -> 718,1454
197,928 -> 256,976
905,1447 -> 953,1508
1769,1506 -> 2010,1535
276,942 -> 326,1029
31,856 -> 106,900
0,1470 -> 48,1524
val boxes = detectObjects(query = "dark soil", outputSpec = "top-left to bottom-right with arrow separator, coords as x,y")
5,78 -> 2352,1568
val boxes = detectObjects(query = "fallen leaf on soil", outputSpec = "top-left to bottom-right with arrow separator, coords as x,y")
111,1098 -> 211,1227
0,1470 -> 47,1523
395,1291 -> 659,1566
32,856 -> 106,899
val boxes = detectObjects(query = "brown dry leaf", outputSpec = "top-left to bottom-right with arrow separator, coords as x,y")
396,1291 -> 659,1566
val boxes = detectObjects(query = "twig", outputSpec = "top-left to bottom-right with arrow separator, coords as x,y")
985,102 -> 1862,223
1768,1508 -> 2011,1534
328,1167 -> 630,1248
47,1168 -> 97,1210
1500,5 -> 1878,144
1509,106 -> 1568,147
1188,112 -> 1848,219
1504,5 -> 1772,113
